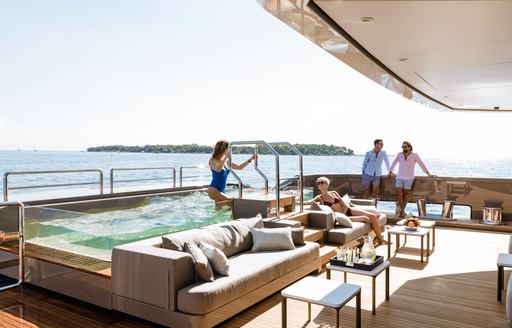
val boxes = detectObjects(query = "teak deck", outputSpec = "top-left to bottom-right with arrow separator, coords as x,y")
0,227 -> 508,327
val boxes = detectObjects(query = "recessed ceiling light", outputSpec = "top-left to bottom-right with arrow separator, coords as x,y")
361,17 -> 373,23
398,57 -> 408,62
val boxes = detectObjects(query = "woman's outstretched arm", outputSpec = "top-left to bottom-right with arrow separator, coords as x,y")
231,154 -> 257,170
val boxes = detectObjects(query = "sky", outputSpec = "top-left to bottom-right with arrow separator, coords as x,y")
0,0 -> 511,159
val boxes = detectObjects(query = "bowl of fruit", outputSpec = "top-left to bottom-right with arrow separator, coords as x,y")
404,217 -> 420,231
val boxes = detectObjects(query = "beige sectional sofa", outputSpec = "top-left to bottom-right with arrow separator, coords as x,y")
291,200 -> 387,245
111,216 -> 320,328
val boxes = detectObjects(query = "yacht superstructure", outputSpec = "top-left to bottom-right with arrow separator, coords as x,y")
259,0 -> 512,111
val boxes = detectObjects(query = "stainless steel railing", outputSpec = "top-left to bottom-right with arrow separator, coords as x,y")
0,201 -> 24,291
229,141 -> 281,217
254,147 -> 269,194
3,169 -> 104,201
179,165 -> 210,187
110,167 -> 176,193
269,142 -> 304,212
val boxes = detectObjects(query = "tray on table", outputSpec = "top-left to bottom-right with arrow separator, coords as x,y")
329,255 -> 384,271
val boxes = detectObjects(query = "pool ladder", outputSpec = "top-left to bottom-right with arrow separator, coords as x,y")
228,141 -> 304,217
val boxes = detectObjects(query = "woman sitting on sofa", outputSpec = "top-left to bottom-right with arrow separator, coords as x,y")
310,176 -> 388,245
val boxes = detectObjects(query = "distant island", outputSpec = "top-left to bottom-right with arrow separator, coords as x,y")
87,144 -> 354,156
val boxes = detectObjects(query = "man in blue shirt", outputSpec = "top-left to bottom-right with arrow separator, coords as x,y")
361,139 -> 391,199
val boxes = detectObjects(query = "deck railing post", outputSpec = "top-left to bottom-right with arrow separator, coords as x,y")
3,173 -> 9,202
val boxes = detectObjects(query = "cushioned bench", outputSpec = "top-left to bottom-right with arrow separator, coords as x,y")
111,216 -> 320,328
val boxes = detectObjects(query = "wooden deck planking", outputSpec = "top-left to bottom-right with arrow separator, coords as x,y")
0,227 -> 508,328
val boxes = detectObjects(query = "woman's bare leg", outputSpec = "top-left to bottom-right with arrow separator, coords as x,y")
350,208 -> 385,243
207,187 -> 233,208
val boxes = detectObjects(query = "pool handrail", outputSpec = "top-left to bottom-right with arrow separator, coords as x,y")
253,146 -> 269,195
3,169 -> 104,202
179,165 -> 210,187
269,142 -> 304,212
0,201 -> 25,291
229,140 -> 280,218
110,167 -> 176,193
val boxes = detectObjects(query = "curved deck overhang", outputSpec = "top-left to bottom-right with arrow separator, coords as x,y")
258,0 -> 512,112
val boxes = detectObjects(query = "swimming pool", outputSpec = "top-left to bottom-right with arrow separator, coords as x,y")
23,188 -> 309,261
24,191 -> 236,261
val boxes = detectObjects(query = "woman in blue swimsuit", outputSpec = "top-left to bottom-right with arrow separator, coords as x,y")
207,140 -> 256,205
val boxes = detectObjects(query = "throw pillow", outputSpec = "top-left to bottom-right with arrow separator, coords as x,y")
250,227 -> 295,252
340,194 -> 352,214
235,213 -> 264,228
334,212 -> 353,228
183,242 -> 214,282
291,227 -> 305,246
199,242 -> 230,276
310,201 -> 333,213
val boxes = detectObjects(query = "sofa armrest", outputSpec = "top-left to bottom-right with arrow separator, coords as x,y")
112,245 -> 194,311
307,211 -> 334,230
350,198 -> 376,206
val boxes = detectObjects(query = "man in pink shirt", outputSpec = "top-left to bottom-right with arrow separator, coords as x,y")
388,141 -> 433,218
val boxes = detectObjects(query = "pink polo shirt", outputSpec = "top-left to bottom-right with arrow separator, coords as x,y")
390,152 -> 429,180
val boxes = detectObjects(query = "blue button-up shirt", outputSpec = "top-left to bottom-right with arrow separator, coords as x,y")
362,150 -> 391,176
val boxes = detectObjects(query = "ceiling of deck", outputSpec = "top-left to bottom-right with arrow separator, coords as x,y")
314,0 -> 512,111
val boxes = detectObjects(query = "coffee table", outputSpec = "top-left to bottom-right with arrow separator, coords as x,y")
327,260 -> 390,315
281,276 -> 361,328
397,219 -> 436,251
387,226 -> 431,262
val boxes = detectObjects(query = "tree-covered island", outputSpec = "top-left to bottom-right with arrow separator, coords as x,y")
87,144 -> 354,156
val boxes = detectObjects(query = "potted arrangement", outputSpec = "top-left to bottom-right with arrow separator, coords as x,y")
404,217 -> 421,231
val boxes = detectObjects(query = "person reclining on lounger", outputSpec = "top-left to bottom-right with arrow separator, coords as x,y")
310,176 -> 388,245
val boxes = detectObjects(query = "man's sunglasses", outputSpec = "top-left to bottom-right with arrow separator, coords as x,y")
317,181 -> 327,185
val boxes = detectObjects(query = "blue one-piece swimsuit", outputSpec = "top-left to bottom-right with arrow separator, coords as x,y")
210,167 -> 230,193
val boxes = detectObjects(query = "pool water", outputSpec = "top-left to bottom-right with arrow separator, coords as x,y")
25,192 -> 233,261
24,189 -> 310,261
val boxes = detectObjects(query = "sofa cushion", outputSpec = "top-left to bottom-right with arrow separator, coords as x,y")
291,227 -> 305,246
161,215 -> 262,257
235,214 -> 264,228
199,242 -> 230,276
177,242 -> 319,314
251,227 -> 295,252
184,242 -> 214,282
327,214 -> 386,245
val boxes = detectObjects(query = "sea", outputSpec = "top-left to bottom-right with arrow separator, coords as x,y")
1,150 -> 512,201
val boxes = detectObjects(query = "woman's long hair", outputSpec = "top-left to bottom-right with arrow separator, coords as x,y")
211,140 -> 230,160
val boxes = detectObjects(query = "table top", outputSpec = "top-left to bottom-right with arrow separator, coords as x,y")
498,253 -> 512,267
281,276 -> 360,308
327,260 -> 390,277
388,226 -> 430,236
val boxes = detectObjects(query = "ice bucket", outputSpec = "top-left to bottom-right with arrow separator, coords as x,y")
482,207 -> 502,225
